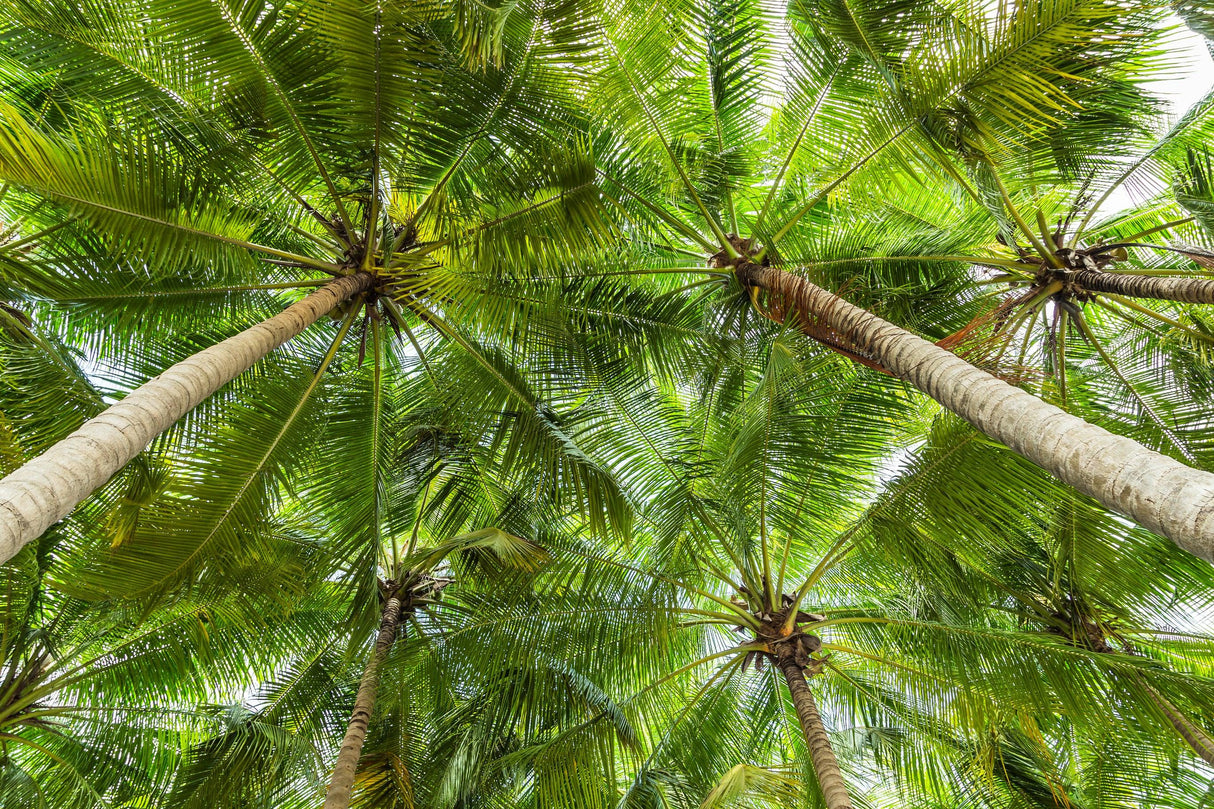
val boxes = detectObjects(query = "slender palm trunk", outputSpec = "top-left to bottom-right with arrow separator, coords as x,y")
738,263 -> 1214,562
775,655 -> 852,809
324,593 -> 403,809
1138,676 -> 1214,767
0,272 -> 373,564
1074,270 -> 1214,304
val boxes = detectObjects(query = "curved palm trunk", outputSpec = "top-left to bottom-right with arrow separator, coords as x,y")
1074,269 -> 1214,304
0,272 -> 373,564
775,656 -> 853,809
324,593 -> 403,809
738,264 -> 1214,562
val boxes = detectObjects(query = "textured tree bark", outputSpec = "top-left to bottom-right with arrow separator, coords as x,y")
0,272 -> 373,563
775,655 -> 853,809
1074,269 -> 1214,304
324,594 -> 403,809
739,264 -> 1214,562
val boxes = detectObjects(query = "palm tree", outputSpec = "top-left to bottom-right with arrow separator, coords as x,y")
868,56 -> 1214,463
495,326 -> 1173,808
0,0 -> 619,564
321,529 -> 545,809
125,319 -> 607,808
575,0 -> 1214,560
0,92 -> 665,800
0,538 -> 337,806
627,351 -> 1214,808
156,518 -> 584,808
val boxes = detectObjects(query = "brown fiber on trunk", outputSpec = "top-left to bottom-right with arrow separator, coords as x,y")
775,653 -> 853,809
751,290 -> 893,374
737,262 -> 1214,562
1073,270 -> 1214,304
324,594 -> 403,809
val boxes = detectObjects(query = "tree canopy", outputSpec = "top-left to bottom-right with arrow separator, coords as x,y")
0,0 -> 1213,806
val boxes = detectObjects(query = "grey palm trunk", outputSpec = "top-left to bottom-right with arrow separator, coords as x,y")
0,272 -> 373,563
737,262 -> 1214,563
324,592 -> 404,809
1074,269 -> 1214,304
775,651 -> 853,809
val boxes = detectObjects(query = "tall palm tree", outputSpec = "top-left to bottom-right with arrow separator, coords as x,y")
575,0 -> 1214,560
320,527 -> 546,809
131,314 -> 620,807
0,87 -> 674,800
0,0 -> 620,563
156,516 -> 594,808
582,336 -> 1214,807
490,320 -> 1212,809
872,58 -> 1214,462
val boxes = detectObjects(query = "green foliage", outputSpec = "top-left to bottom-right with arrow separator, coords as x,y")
0,0 -> 1213,806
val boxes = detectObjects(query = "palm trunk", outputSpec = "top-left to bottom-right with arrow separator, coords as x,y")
324,593 -> 403,809
738,263 -> 1214,562
1137,676 -> 1214,767
0,272 -> 373,564
1074,269 -> 1214,304
775,656 -> 853,809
